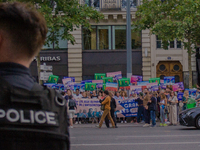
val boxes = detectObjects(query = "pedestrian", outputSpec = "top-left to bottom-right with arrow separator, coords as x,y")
97,90 -> 115,128
135,92 -> 144,124
105,91 -> 118,128
143,90 -> 150,127
68,95 -> 77,128
148,92 -> 157,127
159,93 -> 168,127
168,91 -> 178,126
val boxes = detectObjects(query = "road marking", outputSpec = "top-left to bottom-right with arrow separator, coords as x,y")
116,134 -> 200,138
71,142 -> 200,147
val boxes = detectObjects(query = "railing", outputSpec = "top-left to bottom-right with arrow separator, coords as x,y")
80,0 -> 139,11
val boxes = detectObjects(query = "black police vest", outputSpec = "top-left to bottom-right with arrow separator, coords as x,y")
0,77 -> 69,150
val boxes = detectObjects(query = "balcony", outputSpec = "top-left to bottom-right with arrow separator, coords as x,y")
80,0 -> 139,11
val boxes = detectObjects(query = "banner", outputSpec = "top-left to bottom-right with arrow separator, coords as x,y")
94,73 -> 106,80
164,76 -> 175,85
131,75 -> 143,85
75,98 -> 138,119
85,83 -> 96,91
81,80 -> 92,84
102,77 -> 113,83
151,85 -> 159,91
92,80 -> 103,88
146,83 -> 158,88
149,78 -> 160,84
160,83 -> 167,89
172,82 -> 184,91
116,98 -> 138,117
106,83 -> 118,91
106,71 -> 122,81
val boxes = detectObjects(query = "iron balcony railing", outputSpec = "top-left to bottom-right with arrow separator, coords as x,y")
80,0 -> 139,11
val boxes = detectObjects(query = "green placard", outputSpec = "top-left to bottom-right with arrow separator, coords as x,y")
102,77 -> 113,83
94,73 -> 106,80
48,75 -> 59,83
118,78 -> 130,87
85,83 -> 97,91
149,78 -> 160,84
102,83 -> 106,91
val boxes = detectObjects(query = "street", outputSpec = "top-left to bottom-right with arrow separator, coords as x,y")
70,123 -> 200,150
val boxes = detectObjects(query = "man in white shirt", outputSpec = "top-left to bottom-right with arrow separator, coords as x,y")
73,89 -> 83,99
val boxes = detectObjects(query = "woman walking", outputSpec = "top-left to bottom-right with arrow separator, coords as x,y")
97,90 -> 115,128
169,91 -> 178,125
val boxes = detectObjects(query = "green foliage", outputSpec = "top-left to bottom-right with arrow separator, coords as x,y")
133,0 -> 200,51
0,0 -> 104,48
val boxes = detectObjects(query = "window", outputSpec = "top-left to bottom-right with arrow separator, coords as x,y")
156,36 -> 182,49
83,25 -> 142,50
43,27 -> 68,50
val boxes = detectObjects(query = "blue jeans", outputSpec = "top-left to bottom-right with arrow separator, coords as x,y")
137,106 -> 144,123
150,110 -> 156,126
160,107 -> 165,124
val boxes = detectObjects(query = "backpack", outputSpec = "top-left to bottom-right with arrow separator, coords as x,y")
0,77 -> 70,150
68,99 -> 76,108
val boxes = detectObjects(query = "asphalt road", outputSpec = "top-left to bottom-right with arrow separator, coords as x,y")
70,123 -> 200,150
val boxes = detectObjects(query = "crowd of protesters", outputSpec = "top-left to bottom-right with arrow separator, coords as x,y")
61,86 -> 200,128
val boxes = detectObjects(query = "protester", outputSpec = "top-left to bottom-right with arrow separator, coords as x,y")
97,90 -> 115,128
148,92 -> 157,127
120,90 -> 128,123
82,91 -> 88,98
168,91 -> 178,126
73,89 -> 83,99
135,92 -> 144,123
182,90 -> 189,110
92,90 -> 98,98
159,93 -> 168,127
68,95 -> 77,128
105,91 -> 118,128
114,91 -> 122,99
143,90 -> 150,127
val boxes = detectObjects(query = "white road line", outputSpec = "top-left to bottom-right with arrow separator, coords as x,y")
116,134 -> 200,138
71,142 -> 200,147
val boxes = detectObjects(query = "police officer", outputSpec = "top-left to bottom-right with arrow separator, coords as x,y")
0,2 -> 69,150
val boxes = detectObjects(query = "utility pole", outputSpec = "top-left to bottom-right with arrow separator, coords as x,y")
126,0 -> 132,78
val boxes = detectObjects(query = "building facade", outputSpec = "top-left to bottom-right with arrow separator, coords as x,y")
30,0 -> 197,87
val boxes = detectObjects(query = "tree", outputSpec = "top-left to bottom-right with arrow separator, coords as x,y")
133,0 -> 200,88
0,0 -> 104,84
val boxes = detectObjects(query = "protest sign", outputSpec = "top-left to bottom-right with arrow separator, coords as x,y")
106,71 -> 122,81
55,84 -> 65,92
43,83 -> 56,88
177,92 -> 184,101
92,80 -> 103,88
151,85 -> 159,91
102,83 -> 106,91
164,76 -> 175,85
185,89 -> 197,99
62,78 -> 72,87
94,73 -> 106,80
149,78 -> 160,84
137,81 -> 149,86
160,83 -> 167,89
63,77 -> 75,82
48,75 -> 59,83
102,77 -> 113,83
130,85 -> 142,94
74,83 -> 85,91
81,80 -> 92,84
172,82 -> 184,92
131,75 -> 143,85
118,78 -> 130,87
106,83 -> 118,91
146,83 -> 158,88
85,83 -> 97,91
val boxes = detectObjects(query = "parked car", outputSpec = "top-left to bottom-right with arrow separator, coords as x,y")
179,107 -> 200,129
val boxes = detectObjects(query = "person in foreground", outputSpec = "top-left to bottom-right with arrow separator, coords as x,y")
0,2 -> 69,150
97,90 -> 115,128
